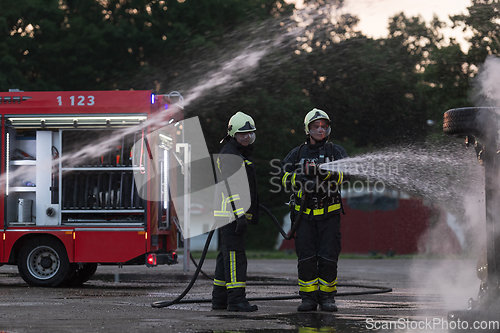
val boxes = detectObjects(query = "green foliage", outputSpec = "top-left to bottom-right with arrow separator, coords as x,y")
0,0 -> 290,91
298,36 -> 429,147
451,0 -> 500,66
420,43 -> 472,123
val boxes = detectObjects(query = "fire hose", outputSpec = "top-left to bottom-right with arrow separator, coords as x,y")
151,201 -> 392,308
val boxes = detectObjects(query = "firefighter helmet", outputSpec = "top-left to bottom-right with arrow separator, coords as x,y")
304,108 -> 331,136
228,111 -> 256,137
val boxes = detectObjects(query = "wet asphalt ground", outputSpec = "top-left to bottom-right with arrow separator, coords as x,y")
0,257 -> 480,333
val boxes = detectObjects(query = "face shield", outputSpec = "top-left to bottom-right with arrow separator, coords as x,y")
308,119 -> 331,140
235,131 -> 256,146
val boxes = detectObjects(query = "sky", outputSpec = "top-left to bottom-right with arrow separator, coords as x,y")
288,0 -> 472,47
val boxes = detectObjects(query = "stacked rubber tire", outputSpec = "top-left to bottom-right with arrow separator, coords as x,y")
443,107 -> 500,140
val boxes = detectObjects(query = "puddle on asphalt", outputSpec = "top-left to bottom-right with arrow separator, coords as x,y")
203,312 -> 374,333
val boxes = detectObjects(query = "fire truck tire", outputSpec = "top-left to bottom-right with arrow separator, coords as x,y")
443,107 -> 481,137
64,263 -> 98,287
17,237 -> 71,287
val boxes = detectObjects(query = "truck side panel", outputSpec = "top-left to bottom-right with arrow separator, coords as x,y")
74,229 -> 146,263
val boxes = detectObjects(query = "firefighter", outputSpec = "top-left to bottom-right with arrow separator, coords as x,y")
212,111 -> 259,312
280,108 -> 349,312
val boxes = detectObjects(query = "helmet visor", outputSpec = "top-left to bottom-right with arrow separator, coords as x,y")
308,120 -> 331,140
235,131 -> 256,146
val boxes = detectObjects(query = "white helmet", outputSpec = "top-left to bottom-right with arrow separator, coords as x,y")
304,108 -> 331,136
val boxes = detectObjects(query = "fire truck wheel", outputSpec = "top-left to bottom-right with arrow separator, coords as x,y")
17,237 -> 71,287
64,263 -> 98,287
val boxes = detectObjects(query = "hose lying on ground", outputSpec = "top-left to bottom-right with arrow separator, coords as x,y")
152,228 -> 215,308
151,204 -> 392,308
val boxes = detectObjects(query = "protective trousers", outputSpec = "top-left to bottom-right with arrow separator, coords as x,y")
295,213 -> 341,304
212,221 -> 248,305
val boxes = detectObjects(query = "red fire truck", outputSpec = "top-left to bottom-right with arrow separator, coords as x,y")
0,89 -> 182,287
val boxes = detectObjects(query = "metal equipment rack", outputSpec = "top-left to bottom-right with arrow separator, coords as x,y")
59,129 -> 146,226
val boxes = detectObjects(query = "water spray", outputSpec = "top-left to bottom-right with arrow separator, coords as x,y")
319,143 -> 481,215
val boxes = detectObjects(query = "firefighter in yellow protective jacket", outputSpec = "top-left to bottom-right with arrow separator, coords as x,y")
212,112 -> 259,312
280,108 -> 349,312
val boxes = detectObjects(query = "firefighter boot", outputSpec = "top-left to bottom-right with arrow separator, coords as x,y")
212,301 -> 228,310
228,300 -> 258,312
297,291 -> 318,312
319,291 -> 338,312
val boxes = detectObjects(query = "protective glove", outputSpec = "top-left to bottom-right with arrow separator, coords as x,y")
234,216 -> 248,235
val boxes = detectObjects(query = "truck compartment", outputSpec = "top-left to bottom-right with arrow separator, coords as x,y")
6,127 -> 147,227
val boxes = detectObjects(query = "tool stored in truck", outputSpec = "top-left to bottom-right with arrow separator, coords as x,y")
0,89 -> 183,287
